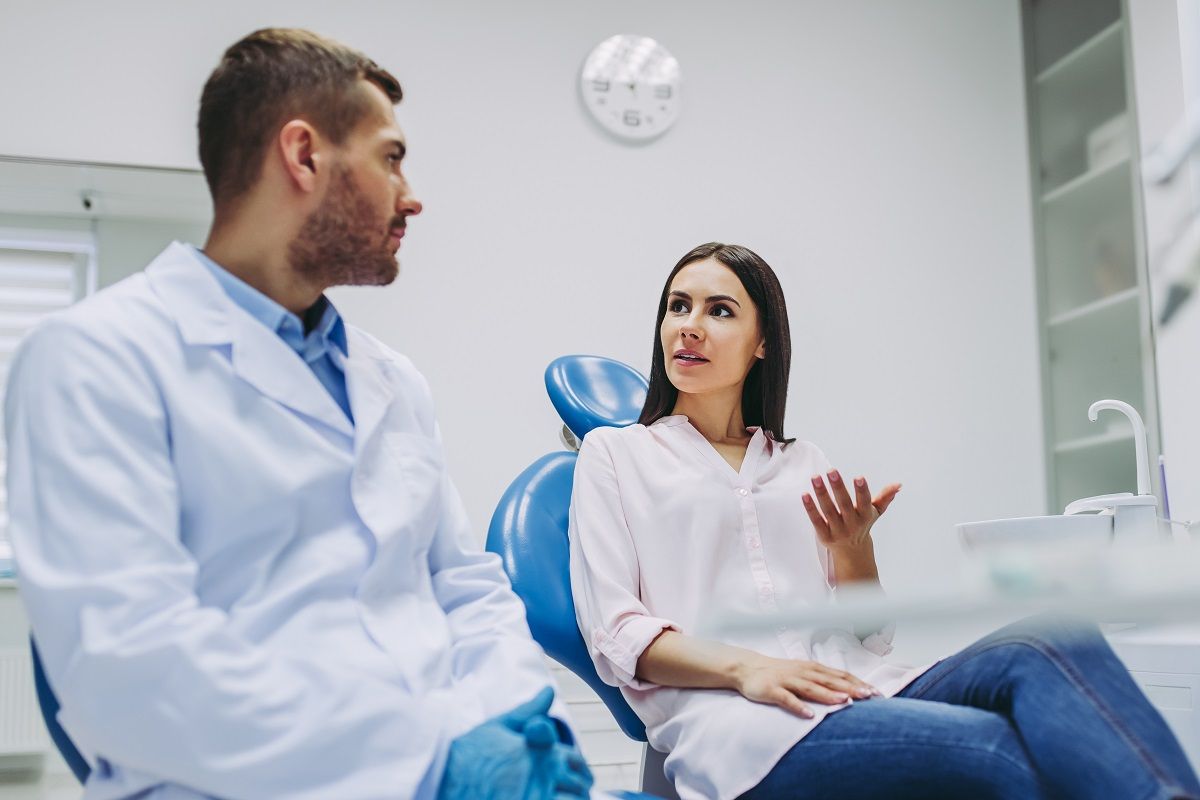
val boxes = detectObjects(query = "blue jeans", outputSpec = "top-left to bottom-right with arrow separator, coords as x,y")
740,615 -> 1200,799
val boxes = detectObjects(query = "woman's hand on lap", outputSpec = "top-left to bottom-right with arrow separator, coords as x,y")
733,654 -> 879,718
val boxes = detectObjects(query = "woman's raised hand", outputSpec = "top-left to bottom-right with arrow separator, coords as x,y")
802,470 -> 900,553
733,653 -> 879,718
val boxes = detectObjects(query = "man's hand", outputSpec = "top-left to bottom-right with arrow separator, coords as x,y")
438,687 -> 593,800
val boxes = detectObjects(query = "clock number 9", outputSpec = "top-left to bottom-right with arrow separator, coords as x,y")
623,110 -> 641,127
592,79 -> 610,93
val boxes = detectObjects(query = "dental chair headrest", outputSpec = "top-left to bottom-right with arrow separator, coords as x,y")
544,355 -> 649,442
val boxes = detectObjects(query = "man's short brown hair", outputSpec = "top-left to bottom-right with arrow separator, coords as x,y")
198,28 -> 402,205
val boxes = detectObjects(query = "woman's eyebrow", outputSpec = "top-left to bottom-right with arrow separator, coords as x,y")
669,290 -> 741,307
706,294 -> 741,307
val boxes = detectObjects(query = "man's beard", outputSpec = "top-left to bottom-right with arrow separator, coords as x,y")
289,166 -> 400,288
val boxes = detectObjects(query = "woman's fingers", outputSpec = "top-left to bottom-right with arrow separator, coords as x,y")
788,678 -> 851,706
852,475 -> 874,516
873,483 -> 902,516
810,475 -> 843,531
771,688 -> 815,719
827,470 -> 858,520
808,663 -> 879,697
801,493 -> 831,544
816,674 -> 875,699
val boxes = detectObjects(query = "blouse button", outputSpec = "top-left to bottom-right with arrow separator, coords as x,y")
748,538 -> 761,549
736,487 -> 748,497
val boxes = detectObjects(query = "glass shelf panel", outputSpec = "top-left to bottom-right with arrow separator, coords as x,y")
1034,21 -> 1127,193
1042,158 -> 1137,316
1047,293 -> 1145,443
1054,431 -> 1139,509
1029,0 -> 1121,74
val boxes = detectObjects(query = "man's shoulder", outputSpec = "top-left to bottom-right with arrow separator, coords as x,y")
30,271 -> 171,352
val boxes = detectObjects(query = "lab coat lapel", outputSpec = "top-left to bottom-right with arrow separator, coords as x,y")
343,332 -> 443,551
228,313 -> 354,438
343,333 -> 396,457
144,242 -> 354,438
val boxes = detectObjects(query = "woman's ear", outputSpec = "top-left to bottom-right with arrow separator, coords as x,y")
755,340 -> 766,360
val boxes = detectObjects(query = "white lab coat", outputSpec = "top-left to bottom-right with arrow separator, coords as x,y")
5,242 -> 563,799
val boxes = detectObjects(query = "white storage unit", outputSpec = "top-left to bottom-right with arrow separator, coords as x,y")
1020,0 -> 1162,512
1110,625 -> 1200,772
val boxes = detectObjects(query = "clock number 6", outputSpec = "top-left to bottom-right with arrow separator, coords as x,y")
623,110 -> 641,127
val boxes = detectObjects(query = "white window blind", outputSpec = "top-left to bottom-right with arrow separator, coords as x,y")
0,233 -> 94,576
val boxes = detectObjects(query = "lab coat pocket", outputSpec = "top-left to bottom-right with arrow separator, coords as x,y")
378,432 -> 445,547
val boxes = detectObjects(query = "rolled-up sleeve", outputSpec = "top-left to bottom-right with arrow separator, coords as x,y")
568,432 -> 677,691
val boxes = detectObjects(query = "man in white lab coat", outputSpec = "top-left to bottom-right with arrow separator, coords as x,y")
5,28 -> 592,800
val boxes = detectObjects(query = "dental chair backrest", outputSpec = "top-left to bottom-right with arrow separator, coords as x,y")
486,355 -> 649,741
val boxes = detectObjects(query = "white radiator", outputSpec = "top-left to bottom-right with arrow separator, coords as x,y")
0,580 -> 48,765
0,647 -> 44,757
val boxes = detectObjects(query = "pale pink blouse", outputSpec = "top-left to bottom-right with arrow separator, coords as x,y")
568,416 -> 932,800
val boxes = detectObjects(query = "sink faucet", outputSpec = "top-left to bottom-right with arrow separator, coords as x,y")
1088,399 -> 1152,496
1063,400 -> 1159,541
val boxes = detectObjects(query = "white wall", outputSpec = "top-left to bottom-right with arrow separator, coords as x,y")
0,1 -> 1044,598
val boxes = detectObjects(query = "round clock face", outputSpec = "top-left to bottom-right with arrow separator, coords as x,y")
579,34 -> 682,142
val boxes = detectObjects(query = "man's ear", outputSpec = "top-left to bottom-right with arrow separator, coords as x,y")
277,120 -> 321,194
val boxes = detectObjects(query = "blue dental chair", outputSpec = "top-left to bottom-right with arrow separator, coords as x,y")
486,355 -> 679,800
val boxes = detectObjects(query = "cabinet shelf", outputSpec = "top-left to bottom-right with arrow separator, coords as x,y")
1034,16 -> 1127,194
1041,155 -> 1129,205
1047,286 -> 1138,327
1054,428 -> 1133,455
1035,20 -> 1123,85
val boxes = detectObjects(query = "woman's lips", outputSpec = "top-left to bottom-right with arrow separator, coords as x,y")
673,352 -> 709,367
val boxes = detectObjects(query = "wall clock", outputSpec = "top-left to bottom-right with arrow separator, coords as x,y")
579,34 -> 682,142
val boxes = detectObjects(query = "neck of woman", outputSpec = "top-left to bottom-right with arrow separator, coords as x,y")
671,385 -> 749,443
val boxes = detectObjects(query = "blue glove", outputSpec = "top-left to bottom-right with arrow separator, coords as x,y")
438,687 -> 593,800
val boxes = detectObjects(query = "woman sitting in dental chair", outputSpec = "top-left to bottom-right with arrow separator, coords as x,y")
568,242 -> 1200,800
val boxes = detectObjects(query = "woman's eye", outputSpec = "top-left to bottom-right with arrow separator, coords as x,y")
669,300 -> 689,314
711,304 -> 733,318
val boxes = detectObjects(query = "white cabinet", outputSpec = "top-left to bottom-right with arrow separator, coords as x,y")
1021,0 -> 1161,511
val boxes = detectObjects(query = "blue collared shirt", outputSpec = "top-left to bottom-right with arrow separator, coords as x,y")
191,246 -> 352,422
